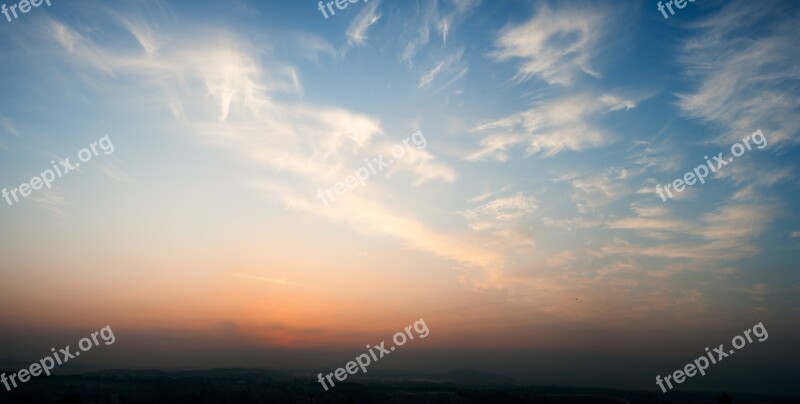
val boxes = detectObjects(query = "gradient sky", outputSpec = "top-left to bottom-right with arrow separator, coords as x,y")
1,0 -> 798,394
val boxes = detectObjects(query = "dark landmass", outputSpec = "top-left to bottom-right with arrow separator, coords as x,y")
0,368 -> 796,403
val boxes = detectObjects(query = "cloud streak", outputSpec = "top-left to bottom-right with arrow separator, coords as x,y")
491,4 -> 609,85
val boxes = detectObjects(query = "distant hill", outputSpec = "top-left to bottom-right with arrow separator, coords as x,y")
0,367 -> 796,403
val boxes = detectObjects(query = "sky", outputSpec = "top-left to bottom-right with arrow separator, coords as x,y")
0,0 -> 798,395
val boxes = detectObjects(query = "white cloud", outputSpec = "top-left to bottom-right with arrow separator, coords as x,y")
467,94 -> 624,160
291,33 -> 338,64
459,191 -> 538,247
626,140 -> 684,176
39,12 -> 497,279
599,94 -> 636,111
463,133 -> 526,162
92,157 -> 135,185
400,0 -> 479,67
460,192 -> 538,222
542,216 -> 599,231
491,5 -> 608,85
26,188 -> 72,218
118,14 -> 162,59
713,159 -> 792,189
605,199 -> 775,262
439,0 -> 480,45
0,115 -> 20,138
345,0 -> 382,48
676,2 -> 800,148
467,186 -> 511,204
418,48 -> 468,91
564,168 -> 629,214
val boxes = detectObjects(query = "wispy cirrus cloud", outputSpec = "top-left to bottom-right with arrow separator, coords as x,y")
677,1 -> 800,147
466,93 -> 631,160
418,47 -> 468,91
561,168 -> 629,214
400,0 -> 480,68
491,4 -> 610,86
460,192 -> 538,222
0,115 -> 20,138
0,115 -> 20,151
234,273 -> 327,290
2,1 -> 795,337
36,10 -> 508,284
599,94 -> 636,111
459,191 -> 538,247
605,199 -> 775,262
542,215 -> 599,231
345,0 -> 382,49
291,33 -> 338,64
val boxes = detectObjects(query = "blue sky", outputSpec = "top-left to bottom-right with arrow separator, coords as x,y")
0,0 -> 798,393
